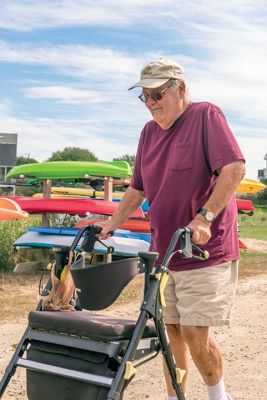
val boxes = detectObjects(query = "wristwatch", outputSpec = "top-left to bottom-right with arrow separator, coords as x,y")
197,207 -> 215,223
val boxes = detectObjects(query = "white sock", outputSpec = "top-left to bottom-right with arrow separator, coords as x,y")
207,378 -> 227,400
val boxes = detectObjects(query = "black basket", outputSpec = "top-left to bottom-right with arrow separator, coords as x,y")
26,340 -> 124,400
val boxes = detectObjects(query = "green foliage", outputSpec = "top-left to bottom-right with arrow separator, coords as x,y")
47,147 -> 98,162
0,216 -> 42,271
238,207 -> 267,240
255,178 -> 267,204
113,154 -> 135,168
14,185 -> 41,197
16,155 -> 38,165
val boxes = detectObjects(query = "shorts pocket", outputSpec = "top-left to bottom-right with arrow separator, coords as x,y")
169,142 -> 195,171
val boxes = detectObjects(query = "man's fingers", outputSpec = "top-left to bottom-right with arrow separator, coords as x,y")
192,230 -> 201,243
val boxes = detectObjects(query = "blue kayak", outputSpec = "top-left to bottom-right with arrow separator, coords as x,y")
28,226 -> 151,243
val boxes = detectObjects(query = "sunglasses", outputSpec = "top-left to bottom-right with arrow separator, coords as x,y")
138,83 -> 174,103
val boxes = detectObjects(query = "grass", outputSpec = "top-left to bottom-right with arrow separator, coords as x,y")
0,215 -> 43,271
239,251 -> 267,277
238,207 -> 267,240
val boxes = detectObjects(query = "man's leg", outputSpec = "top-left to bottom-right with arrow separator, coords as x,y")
163,261 -> 238,399
180,326 -> 222,385
163,324 -> 190,396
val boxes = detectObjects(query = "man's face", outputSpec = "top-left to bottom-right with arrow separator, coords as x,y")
142,81 -> 185,129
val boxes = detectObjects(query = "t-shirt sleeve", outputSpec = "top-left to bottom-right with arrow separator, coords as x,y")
130,129 -> 144,191
203,105 -> 245,174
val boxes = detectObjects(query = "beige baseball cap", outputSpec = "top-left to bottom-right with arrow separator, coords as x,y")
129,58 -> 185,90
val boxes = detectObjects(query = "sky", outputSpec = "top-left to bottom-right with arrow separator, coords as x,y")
0,0 -> 266,179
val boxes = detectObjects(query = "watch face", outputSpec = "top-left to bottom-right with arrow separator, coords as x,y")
206,211 -> 214,222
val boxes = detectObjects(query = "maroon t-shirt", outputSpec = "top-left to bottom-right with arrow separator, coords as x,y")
131,102 -> 245,271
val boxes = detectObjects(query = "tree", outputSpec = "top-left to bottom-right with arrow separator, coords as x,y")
113,154 -> 135,168
16,155 -> 38,165
256,178 -> 267,204
47,147 -> 98,162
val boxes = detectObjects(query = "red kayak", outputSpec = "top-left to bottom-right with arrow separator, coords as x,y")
75,217 -> 151,232
236,199 -> 254,213
1,196 -> 144,218
76,198 -> 254,232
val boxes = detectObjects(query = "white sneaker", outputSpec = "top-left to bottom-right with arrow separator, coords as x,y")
226,394 -> 233,400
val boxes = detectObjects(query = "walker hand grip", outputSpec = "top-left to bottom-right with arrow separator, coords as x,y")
161,227 -> 209,268
81,225 -> 114,253
70,224 -> 103,252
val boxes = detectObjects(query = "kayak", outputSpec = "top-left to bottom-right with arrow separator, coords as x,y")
14,231 -> 149,256
32,190 -> 124,199
6,161 -> 132,180
0,198 -> 28,220
1,196 -> 144,218
236,199 -> 254,212
75,217 -> 151,232
237,178 -> 266,194
28,226 -> 151,243
50,187 -> 125,198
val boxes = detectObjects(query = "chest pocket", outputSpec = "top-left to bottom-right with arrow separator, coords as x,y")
169,142 -> 195,171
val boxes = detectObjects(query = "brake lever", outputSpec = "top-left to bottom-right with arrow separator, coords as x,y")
94,232 -> 114,254
178,228 -> 209,260
80,225 -> 114,254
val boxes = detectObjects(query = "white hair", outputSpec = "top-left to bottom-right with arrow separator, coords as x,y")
170,78 -> 190,105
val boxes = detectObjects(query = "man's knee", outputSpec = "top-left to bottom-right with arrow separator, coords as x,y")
180,326 -> 209,351
165,323 -> 183,338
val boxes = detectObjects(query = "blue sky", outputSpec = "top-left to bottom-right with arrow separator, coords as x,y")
0,0 -> 266,179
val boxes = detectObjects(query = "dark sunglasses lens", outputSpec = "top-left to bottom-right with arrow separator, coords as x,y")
151,92 -> 163,102
139,90 -> 164,103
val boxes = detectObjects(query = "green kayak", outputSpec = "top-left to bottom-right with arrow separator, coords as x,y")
6,161 -> 133,180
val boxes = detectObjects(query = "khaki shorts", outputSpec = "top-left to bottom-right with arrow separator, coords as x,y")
163,261 -> 238,326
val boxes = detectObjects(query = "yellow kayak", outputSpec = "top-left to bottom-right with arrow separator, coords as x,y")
32,178 -> 266,199
33,187 -> 124,199
236,178 -> 266,194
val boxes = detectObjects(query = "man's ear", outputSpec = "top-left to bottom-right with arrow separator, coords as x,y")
179,81 -> 186,96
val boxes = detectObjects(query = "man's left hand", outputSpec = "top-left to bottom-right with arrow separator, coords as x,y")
187,216 -> 212,245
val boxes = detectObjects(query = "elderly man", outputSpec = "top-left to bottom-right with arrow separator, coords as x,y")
99,58 -> 245,400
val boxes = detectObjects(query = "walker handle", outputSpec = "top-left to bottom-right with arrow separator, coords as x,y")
161,227 -> 209,269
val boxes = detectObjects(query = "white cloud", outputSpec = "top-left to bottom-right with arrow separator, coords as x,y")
0,40 -> 140,87
0,101 -> 264,179
0,102 -> 142,162
0,0 -> 265,32
238,136 -> 266,180
22,86 -> 105,104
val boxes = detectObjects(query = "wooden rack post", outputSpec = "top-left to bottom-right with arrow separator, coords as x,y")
103,177 -> 113,263
42,179 -> 51,227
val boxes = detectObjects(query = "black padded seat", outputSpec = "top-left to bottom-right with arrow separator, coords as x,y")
29,311 -> 157,342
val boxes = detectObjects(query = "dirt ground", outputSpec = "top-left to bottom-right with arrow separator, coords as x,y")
0,241 -> 266,400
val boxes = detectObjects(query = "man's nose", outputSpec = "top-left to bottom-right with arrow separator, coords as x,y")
146,95 -> 156,106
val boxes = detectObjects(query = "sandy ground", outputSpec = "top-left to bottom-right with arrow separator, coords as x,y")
0,253 -> 266,399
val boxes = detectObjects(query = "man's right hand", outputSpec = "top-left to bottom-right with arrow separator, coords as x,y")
94,219 -> 118,240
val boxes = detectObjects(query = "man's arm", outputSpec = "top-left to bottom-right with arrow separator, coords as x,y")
98,186 -> 145,239
188,160 -> 246,244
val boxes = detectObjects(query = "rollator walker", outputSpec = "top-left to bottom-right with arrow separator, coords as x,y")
0,225 -> 208,400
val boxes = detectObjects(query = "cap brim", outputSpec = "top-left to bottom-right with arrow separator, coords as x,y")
128,78 -> 170,90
